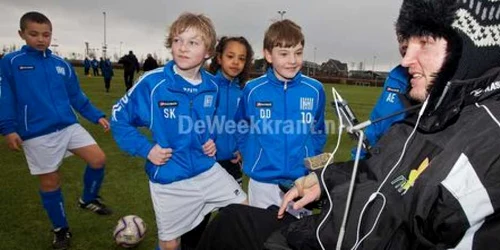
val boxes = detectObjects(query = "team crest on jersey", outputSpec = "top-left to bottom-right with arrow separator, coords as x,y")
18,65 -> 35,70
55,66 -> 66,76
158,101 -> 178,107
204,95 -> 214,107
300,97 -> 314,110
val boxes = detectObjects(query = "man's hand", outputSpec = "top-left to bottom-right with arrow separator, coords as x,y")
231,151 -> 242,164
277,173 -> 321,219
97,118 -> 110,132
147,144 -> 173,165
203,139 -> 216,157
5,132 -> 23,151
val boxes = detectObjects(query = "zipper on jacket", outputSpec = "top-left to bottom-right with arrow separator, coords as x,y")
43,55 -> 62,125
189,98 -> 195,174
226,83 -> 230,155
284,81 -> 288,173
251,148 -> 263,172
24,105 -> 29,131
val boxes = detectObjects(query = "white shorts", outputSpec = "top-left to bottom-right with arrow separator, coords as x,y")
22,124 -> 97,175
149,163 -> 247,241
248,178 -> 312,218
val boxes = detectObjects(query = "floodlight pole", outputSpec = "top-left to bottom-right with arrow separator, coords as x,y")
372,55 -> 377,73
103,11 -> 107,59
314,47 -> 317,75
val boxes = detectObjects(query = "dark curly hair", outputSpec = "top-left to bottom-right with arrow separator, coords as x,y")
208,36 -> 254,87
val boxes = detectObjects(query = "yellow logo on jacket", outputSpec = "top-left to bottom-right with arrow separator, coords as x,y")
391,158 -> 430,195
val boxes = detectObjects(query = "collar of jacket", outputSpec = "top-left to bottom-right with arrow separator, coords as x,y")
390,65 -> 410,85
162,60 -> 218,94
408,67 -> 500,132
21,45 -> 52,58
215,70 -> 240,88
265,67 -> 302,88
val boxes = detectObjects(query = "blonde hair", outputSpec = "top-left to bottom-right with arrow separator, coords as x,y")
263,19 -> 304,52
166,12 -> 217,56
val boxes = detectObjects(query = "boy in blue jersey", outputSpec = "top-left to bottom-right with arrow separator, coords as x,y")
110,13 -> 247,250
351,40 -> 410,159
235,19 -> 326,217
0,12 -> 112,249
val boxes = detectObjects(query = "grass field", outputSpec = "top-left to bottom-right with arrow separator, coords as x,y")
0,67 -> 382,249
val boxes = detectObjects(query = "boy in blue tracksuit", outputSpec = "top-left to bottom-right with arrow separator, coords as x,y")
91,57 -> 99,76
363,65 -> 408,146
350,42 -> 410,160
110,13 -> 246,250
101,57 -> 114,92
83,57 -> 91,76
179,36 -> 255,250
235,19 -> 326,217
0,12 -> 111,249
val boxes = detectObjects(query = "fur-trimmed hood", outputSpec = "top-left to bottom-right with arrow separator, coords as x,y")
396,0 -> 500,131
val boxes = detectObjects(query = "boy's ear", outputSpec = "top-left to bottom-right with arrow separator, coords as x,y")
264,49 -> 272,64
18,30 -> 25,40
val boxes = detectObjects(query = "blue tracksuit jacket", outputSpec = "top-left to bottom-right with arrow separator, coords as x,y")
213,70 -> 243,161
0,46 -> 104,140
351,65 -> 409,159
101,59 -> 114,79
111,61 -> 219,184
235,68 -> 327,183
365,65 -> 409,146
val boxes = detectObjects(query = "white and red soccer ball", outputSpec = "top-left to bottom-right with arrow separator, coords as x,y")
113,215 -> 147,248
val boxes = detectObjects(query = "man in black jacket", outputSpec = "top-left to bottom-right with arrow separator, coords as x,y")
118,50 -> 140,91
142,53 -> 159,72
196,0 -> 500,249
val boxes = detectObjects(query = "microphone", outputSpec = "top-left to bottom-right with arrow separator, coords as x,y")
346,103 -> 423,133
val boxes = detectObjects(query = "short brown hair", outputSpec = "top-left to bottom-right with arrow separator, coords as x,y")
165,12 -> 217,56
263,19 -> 304,52
20,11 -> 52,31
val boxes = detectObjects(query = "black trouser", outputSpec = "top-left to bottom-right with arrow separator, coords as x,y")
93,67 -> 99,76
104,77 -> 111,92
181,160 -> 243,250
84,68 -> 90,75
124,71 -> 135,91
196,204 -> 297,250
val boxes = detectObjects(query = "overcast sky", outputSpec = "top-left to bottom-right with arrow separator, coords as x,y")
0,0 -> 403,71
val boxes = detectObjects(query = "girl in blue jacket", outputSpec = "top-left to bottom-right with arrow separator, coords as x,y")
209,36 -> 254,184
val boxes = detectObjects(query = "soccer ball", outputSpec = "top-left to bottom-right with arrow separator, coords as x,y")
113,215 -> 147,248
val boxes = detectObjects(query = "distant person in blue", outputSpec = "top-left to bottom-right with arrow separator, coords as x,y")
351,39 -> 409,159
83,57 -> 91,76
101,57 -> 114,92
91,57 -> 99,76
0,12 -> 112,250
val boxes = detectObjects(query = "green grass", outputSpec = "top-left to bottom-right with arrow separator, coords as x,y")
0,67 -> 381,249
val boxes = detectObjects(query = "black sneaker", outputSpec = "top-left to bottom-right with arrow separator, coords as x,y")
78,197 -> 112,215
52,227 -> 71,250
